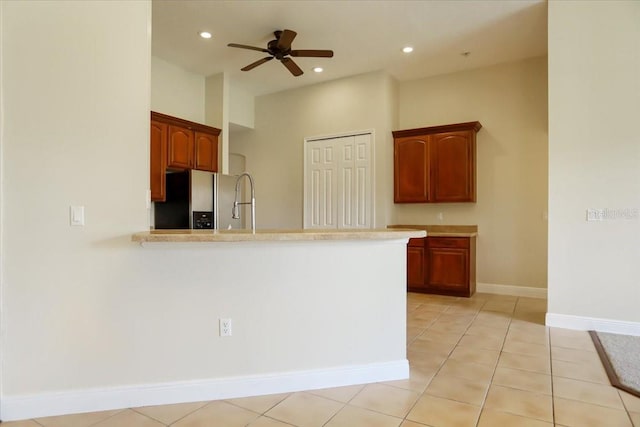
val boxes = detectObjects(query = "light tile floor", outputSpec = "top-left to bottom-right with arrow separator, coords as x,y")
5,292 -> 640,426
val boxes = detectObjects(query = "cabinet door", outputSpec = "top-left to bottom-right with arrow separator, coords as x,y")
167,125 -> 194,169
150,120 -> 167,202
425,247 -> 470,296
194,131 -> 218,172
407,239 -> 426,291
394,136 -> 430,202
431,131 -> 475,202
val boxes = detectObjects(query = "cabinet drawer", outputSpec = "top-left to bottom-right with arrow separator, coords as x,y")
408,237 -> 425,247
427,237 -> 469,249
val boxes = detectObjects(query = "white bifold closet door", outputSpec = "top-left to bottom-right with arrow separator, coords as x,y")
305,133 -> 373,229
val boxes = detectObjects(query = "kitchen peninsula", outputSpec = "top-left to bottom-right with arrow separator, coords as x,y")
132,228 -> 424,243
129,227 -> 425,404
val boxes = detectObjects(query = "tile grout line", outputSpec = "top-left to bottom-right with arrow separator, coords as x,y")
166,400 -> 234,427
616,389 -> 637,426
471,297 -> 515,427
402,299 -> 446,424
402,299 -> 458,424
84,408 -> 131,427
130,406 -> 172,426
318,398 -> 348,427
403,296 -> 492,426
548,320 -> 556,426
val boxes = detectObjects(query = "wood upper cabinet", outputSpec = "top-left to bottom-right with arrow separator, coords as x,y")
149,112 -> 221,202
150,120 -> 168,202
394,136 -> 430,203
431,131 -> 475,202
393,122 -> 481,203
194,131 -> 218,172
167,125 -> 194,169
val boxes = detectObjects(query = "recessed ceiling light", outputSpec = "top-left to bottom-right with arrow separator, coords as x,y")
402,46 -> 414,54
199,31 -> 212,39
313,67 -> 323,73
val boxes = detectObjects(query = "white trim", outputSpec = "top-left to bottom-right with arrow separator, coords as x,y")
305,128 -> 376,142
0,1 -> 5,419
476,282 -> 547,299
545,313 -> 640,336
0,359 -> 408,422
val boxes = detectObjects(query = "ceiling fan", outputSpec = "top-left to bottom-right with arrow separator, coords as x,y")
228,29 -> 333,76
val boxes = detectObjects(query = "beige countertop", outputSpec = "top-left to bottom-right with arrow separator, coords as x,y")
132,228 -> 426,243
387,224 -> 478,237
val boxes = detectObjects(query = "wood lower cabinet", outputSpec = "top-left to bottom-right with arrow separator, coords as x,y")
425,237 -> 476,297
393,122 -> 481,203
407,238 -> 426,292
406,235 -> 476,297
150,112 -> 221,202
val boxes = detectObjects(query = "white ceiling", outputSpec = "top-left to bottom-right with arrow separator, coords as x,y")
152,0 -> 547,97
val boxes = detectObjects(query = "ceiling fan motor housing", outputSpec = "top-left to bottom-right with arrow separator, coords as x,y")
267,39 -> 290,59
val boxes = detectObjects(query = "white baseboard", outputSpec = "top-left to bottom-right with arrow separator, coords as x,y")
1,360 -> 409,422
477,282 -> 547,299
545,313 -> 640,336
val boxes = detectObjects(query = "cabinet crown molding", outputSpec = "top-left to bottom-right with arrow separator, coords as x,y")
392,121 -> 481,138
151,111 -> 221,136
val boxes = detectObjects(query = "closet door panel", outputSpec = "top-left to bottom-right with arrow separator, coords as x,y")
305,133 -> 373,229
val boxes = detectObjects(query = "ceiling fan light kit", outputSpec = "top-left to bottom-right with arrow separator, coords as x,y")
228,29 -> 333,76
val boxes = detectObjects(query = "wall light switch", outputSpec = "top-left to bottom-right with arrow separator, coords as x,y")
70,206 -> 85,226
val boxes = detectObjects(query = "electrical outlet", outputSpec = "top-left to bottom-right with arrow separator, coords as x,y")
219,318 -> 232,337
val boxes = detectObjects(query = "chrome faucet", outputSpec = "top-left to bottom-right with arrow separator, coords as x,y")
232,172 -> 256,232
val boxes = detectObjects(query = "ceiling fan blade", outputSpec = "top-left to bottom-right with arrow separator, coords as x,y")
290,50 -> 334,58
228,43 -> 269,53
241,56 -> 273,71
281,57 -> 303,76
276,29 -> 297,50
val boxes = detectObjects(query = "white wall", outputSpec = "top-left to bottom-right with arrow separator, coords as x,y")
205,73 -> 229,173
395,57 -> 549,290
229,81 -> 255,129
204,73 -> 225,130
151,56 -> 204,123
231,71 -> 398,229
1,0 -> 151,396
547,1 -> 640,325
